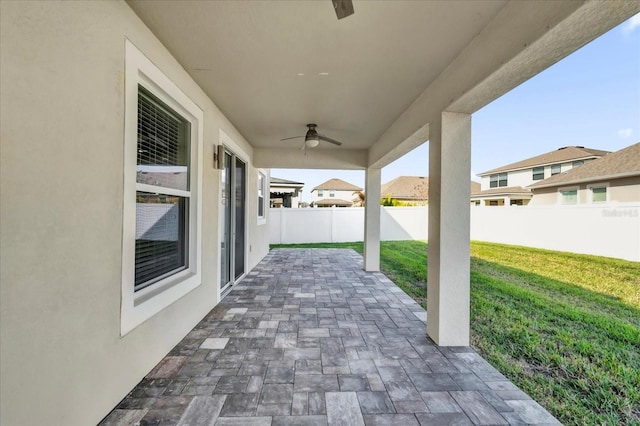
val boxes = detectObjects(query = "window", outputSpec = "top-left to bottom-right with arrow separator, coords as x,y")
532,167 -> 544,180
489,200 -> 499,206
258,171 -> 266,223
551,164 -> 561,175
560,188 -> 578,204
135,89 -> 190,291
317,190 -> 324,197
489,173 -> 507,188
510,199 -> 523,206
122,41 -> 203,335
572,160 -> 584,168
330,190 -> 335,198
589,184 -> 608,203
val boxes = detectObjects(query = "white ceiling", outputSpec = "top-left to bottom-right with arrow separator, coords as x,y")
127,0 -> 638,166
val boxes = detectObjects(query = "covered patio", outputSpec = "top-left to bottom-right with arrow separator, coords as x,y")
3,1 -> 639,424
102,249 -> 558,425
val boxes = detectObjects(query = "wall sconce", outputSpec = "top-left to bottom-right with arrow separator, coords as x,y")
213,144 -> 225,169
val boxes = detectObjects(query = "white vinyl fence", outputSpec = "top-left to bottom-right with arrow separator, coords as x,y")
269,204 -> 640,262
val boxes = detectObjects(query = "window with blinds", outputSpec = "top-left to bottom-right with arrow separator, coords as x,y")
135,87 -> 190,291
490,172 -> 507,188
560,189 -> 578,205
591,186 -> 607,203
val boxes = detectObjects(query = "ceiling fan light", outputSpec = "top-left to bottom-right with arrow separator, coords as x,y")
305,138 -> 320,148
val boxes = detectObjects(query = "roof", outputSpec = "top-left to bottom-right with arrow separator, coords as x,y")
529,142 -> 640,189
313,198 -> 353,206
380,176 -> 481,200
470,186 -> 533,197
312,178 -> 362,192
478,146 -> 610,176
381,176 -> 429,200
270,177 -> 304,187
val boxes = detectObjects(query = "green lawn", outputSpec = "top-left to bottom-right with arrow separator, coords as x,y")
271,240 -> 640,425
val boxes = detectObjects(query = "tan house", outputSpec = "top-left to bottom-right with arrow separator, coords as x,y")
2,1 -> 636,424
473,146 -> 610,206
310,178 -> 362,207
528,142 -> 640,205
382,176 -> 480,205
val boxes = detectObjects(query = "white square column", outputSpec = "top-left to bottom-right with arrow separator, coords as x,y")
364,167 -> 381,271
427,112 -> 471,346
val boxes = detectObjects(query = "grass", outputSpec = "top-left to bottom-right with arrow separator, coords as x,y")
271,240 -> 640,425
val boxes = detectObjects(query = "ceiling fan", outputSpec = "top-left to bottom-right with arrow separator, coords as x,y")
332,0 -> 354,20
280,124 -> 343,152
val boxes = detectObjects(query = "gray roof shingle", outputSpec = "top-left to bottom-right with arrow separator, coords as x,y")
529,142 -> 640,189
479,146 -> 610,176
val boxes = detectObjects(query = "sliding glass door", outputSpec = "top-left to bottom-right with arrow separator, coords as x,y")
220,150 -> 246,291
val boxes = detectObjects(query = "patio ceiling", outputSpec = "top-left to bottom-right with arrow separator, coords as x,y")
127,0 -> 638,169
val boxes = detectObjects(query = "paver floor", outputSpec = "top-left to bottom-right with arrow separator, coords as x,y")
102,249 -> 560,425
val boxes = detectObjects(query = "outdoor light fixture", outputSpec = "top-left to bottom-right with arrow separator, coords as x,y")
305,137 -> 320,148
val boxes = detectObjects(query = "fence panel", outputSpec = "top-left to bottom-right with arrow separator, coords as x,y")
269,204 -> 639,261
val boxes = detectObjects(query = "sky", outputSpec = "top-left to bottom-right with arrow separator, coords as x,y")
272,14 -> 640,203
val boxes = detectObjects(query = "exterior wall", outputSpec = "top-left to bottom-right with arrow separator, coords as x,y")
310,189 -> 358,205
479,160 -> 594,190
529,176 -> 640,206
269,205 -> 639,261
0,2 -> 269,425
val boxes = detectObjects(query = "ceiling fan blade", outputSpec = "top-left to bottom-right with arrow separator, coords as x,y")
280,135 -> 304,141
318,134 -> 343,146
332,0 -> 354,20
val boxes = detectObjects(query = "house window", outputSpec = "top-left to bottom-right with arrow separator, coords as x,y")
510,199 -> 523,206
551,164 -> 561,175
572,160 -> 584,168
532,167 -> 545,180
560,188 -> 578,205
317,190 -> 324,197
330,190 -> 335,198
121,40 -> 203,335
258,171 -> 266,223
135,88 -> 190,291
589,185 -> 608,203
489,173 -> 507,188
489,200 -> 499,206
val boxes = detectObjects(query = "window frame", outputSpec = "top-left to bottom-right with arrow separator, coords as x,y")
532,167 -> 545,181
489,172 -> 508,188
317,189 -> 324,197
551,164 -> 561,175
572,160 -> 584,168
559,186 -> 578,205
121,40 -> 204,336
588,182 -> 609,204
257,170 -> 267,225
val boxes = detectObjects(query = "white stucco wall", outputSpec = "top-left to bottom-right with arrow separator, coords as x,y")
0,2 -> 269,425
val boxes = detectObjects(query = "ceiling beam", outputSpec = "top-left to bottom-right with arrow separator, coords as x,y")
254,148 -> 367,170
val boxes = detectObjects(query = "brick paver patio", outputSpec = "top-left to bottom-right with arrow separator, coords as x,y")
102,248 -> 560,425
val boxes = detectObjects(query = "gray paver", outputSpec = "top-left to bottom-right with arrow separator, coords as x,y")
326,392 -> 365,426
102,249 -> 559,426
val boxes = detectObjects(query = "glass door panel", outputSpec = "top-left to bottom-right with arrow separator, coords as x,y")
220,152 -> 232,289
234,158 -> 246,280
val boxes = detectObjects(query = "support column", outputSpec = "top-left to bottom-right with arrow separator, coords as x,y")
427,112 -> 471,346
364,167 -> 381,271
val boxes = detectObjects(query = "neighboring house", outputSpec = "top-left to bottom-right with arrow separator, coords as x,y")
382,176 -> 480,205
528,142 -> 640,205
270,177 -> 304,208
310,178 -> 362,207
473,146 -> 610,206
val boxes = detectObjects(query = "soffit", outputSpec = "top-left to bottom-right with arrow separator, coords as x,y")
127,0 -> 507,151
